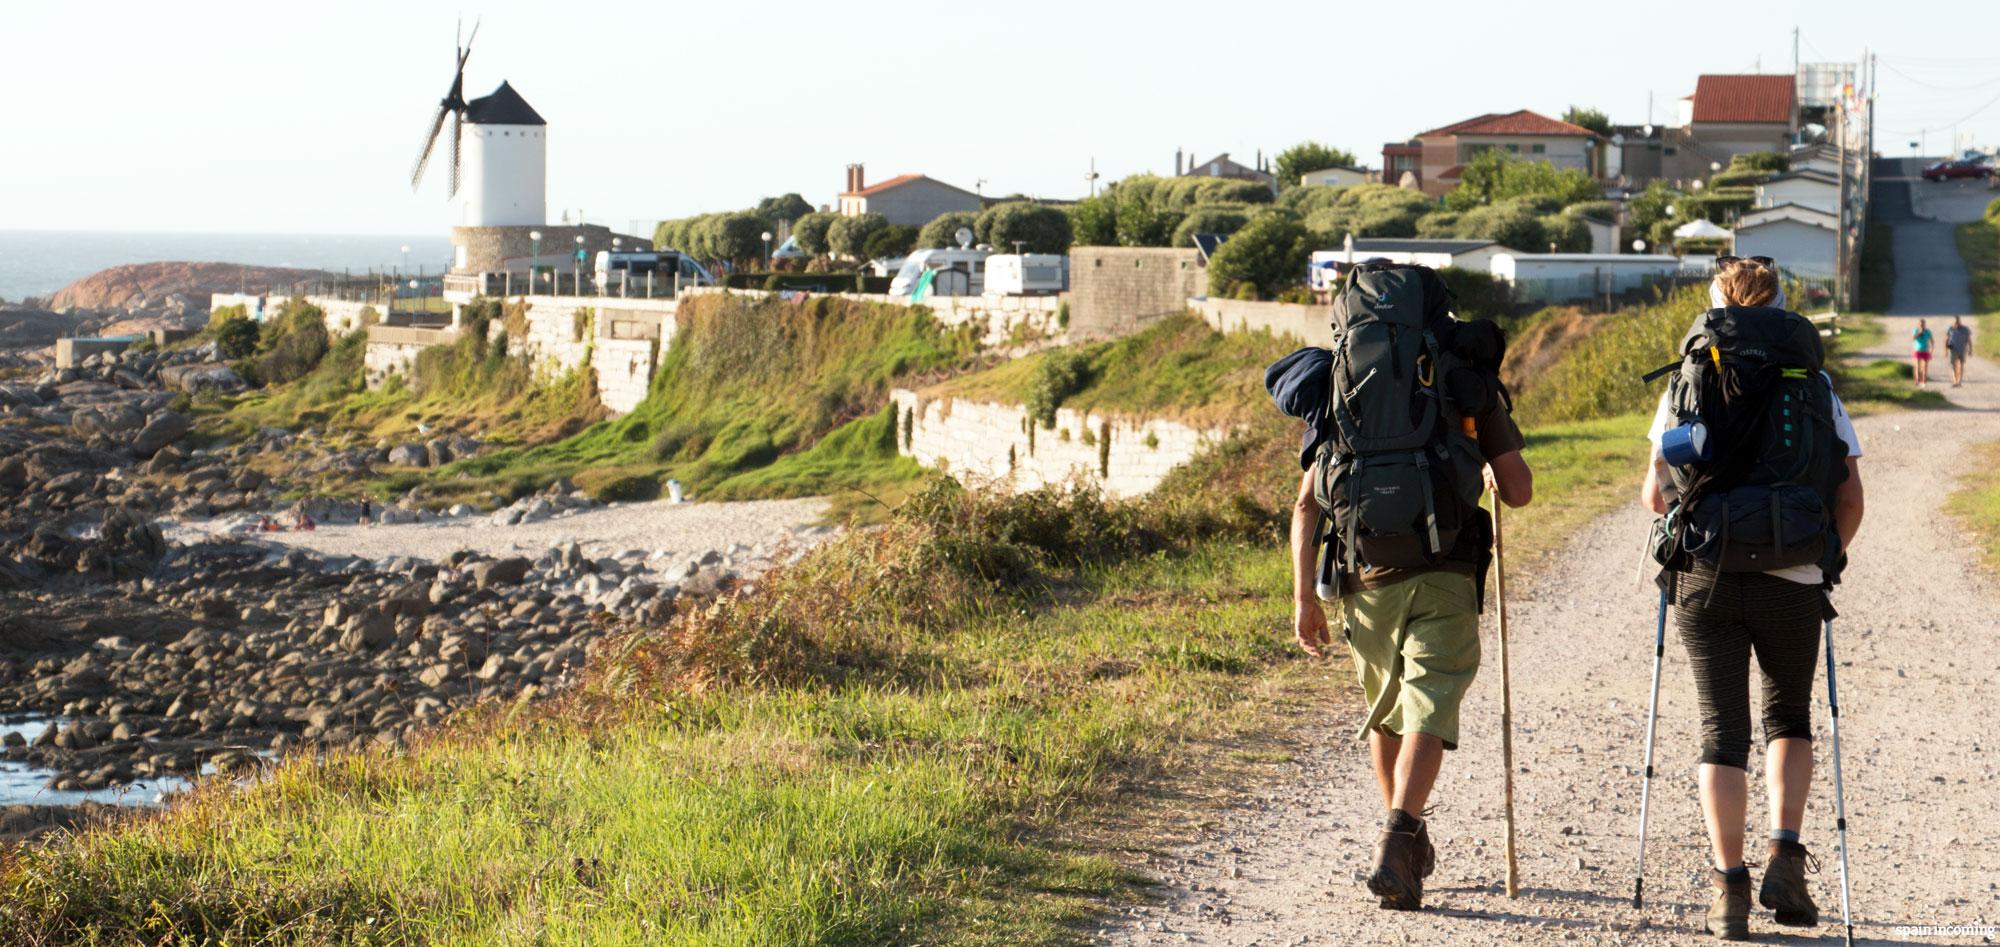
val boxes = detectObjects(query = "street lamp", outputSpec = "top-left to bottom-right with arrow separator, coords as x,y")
574,234 -> 586,294
761,230 -> 772,269
400,244 -> 411,279
529,230 -> 543,294
1632,238 -> 1648,253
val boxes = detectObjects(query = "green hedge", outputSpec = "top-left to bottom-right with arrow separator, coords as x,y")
720,272 -> 893,294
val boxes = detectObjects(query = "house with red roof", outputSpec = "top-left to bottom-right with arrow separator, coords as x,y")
1399,110 -> 1602,196
836,164 -> 983,227
1662,74 -> 1799,181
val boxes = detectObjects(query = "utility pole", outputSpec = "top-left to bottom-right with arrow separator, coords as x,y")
1836,101 -> 1849,310
1792,26 -> 1800,77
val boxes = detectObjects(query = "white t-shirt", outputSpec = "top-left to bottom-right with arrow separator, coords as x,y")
1647,377 -> 1860,585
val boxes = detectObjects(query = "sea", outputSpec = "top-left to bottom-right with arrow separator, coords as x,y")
0,230 -> 456,305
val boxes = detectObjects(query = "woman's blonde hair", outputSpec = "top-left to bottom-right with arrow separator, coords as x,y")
1717,261 -> 1780,307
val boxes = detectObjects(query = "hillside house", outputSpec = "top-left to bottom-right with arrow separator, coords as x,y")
1606,124 -> 1666,188
1176,151 -> 1276,190
1299,165 -> 1372,188
837,165 -> 982,226
1410,110 -> 1602,196
1381,142 -> 1423,189
1755,169 -> 1840,216
1732,204 -> 1838,279
1663,74 -> 1798,182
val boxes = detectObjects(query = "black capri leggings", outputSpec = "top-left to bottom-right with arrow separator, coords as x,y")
1670,567 -> 1824,770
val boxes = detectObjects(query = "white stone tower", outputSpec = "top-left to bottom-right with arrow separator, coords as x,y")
458,81 -> 546,227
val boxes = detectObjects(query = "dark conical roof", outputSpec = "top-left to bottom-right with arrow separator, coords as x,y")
464,81 -> 545,126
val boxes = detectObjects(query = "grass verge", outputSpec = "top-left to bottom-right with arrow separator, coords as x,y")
1958,218 -> 2000,357
1949,441 -> 2000,575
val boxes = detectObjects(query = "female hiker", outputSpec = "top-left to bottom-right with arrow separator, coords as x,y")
1639,259 -> 1866,940
1913,319 -> 1935,387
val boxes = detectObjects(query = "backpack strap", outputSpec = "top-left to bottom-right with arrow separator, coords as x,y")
1414,450 -> 1441,555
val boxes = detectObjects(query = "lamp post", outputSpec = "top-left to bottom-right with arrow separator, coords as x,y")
574,234 -> 585,295
529,230 -> 542,295
761,231 -> 772,269
400,244 -> 411,282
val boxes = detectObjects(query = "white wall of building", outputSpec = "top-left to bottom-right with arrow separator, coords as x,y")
460,123 -> 547,227
1756,178 -> 1839,215
1733,219 -> 1836,278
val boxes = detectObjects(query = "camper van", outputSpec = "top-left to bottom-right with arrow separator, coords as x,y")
593,251 -> 715,294
890,247 -> 992,297
982,254 -> 1068,295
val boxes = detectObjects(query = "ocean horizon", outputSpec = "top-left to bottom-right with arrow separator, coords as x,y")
0,230 -> 456,305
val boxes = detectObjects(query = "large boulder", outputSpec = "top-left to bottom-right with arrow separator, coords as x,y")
71,404 -> 146,438
158,363 -> 246,394
386,444 -> 428,467
129,411 -> 191,458
468,557 -> 532,589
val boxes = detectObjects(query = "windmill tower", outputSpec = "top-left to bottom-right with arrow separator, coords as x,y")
410,23 -> 547,228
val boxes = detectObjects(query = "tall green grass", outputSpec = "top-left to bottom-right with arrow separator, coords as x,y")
1509,287 -> 1702,425
1958,219 -> 2000,357
441,293 -> 980,505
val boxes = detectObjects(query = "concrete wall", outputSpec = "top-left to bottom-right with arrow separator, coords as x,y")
1067,247 -> 1207,340
363,325 -> 459,387
55,337 -> 139,369
890,389 -> 1224,499
1189,298 -> 1325,343
504,295 -> 677,415
1733,219 -> 1837,278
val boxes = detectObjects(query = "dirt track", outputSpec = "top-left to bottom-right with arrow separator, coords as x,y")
1096,163 -> 2000,946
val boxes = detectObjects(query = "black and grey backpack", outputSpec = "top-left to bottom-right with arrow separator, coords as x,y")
1645,306 -> 1850,583
1309,264 -> 1497,587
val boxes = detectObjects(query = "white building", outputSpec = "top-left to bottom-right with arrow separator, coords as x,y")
1490,253 -> 1683,304
459,81 -> 546,227
1299,165 -> 1371,188
837,165 -> 983,226
1754,169 -> 1840,216
1732,204 -> 1838,279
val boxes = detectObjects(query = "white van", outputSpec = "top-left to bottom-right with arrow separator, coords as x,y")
593,251 -> 715,293
983,254 -> 1068,295
890,247 -> 992,297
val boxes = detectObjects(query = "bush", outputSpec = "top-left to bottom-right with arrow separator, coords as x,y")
1114,204 -> 1183,248
1450,200 -> 1549,251
792,212 -> 838,257
1985,196 -> 2000,224
976,202 -> 1073,254
1538,213 -> 1593,253
916,211 -> 979,250
1729,152 -> 1789,173
827,213 -> 888,260
1066,196 -> 1117,247
1444,150 -> 1603,211
1274,141 -> 1359,190
211,311 -> 260,359
1207,212 -> 1312,298
1707,168 -> 1773,189
1171,205 -> 1253,247
1300,184 -> 1432,243
1025,348 -> 1091,428
863,224 -> 919,261
253,298 -> 331,384
1562,200 -> 1618,222
1438,267 -> 1515,322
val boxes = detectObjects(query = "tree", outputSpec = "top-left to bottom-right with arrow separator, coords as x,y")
977,202 -> 1073,254
916,211 -> 980,250
1206,212 -> 1312,298
1274,141 -> 1360,190
210,310 -> 260,359
1562,106 -> 1612,137
827,213 -> 888,260
755,193 -> 813,227
1171,205 -> 1253,247
863,224 -> 920,261
1066,196 -> 1117,246
1115,204 -> 1182,247
1625,180 -> 1678,251
1300,183 -> 1432,243
792,212 -> 838,258
1444,149 -> 1602,211
1448,200 -> 1549,252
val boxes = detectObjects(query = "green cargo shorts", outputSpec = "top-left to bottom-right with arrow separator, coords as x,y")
1335,572 -> 1481,750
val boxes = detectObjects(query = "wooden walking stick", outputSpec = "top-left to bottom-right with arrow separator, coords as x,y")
1493,490 -> 1521,898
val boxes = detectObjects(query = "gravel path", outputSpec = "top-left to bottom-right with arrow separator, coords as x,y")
1097,164 -> 2000,946
167,496 -> 830,565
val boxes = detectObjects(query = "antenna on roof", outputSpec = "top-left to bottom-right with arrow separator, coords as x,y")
1086,157 -> 1100,197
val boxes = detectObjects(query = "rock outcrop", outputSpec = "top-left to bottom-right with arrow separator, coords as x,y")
49,262 -> 332,311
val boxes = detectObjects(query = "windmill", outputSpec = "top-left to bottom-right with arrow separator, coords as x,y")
410,20 -> 480,197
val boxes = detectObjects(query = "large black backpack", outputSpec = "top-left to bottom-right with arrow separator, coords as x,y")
1311,264 -> 1489,582
1649,306 -> 1849,581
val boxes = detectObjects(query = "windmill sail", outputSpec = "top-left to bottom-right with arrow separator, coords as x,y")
409,21 -> 477,195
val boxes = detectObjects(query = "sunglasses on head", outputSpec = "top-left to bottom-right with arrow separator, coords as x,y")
1716,255 -> 1774,269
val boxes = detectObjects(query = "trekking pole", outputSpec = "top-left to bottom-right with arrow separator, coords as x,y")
1632,585 -> 1668,910
1823,617 -> 1857,947
1492,491 -> 1520,898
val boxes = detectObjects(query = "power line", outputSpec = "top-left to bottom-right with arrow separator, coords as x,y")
1886,87 -> 2000,136
1878,58 -> 2000,91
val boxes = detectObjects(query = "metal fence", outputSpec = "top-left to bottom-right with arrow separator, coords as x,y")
448,270 -> 688,300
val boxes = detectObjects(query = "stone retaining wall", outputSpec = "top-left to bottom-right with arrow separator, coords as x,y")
889,389 -> 1223,499
1189,297 -> 1326,342
678,286 -> 1063,348
364,325 -> 458,388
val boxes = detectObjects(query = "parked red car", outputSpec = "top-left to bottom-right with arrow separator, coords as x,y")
1922,157 -> 1993,181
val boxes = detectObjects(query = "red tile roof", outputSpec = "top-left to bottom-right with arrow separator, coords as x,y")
840,173 -> 926,197
1690,75 -> 1796,124
1418,109 -> 1599,138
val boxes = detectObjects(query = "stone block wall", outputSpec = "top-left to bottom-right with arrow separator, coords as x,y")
889,389 -> 1223,499
1066,247 -> 1207,340
363,325 -> 459,388
1190,297 -> 1328,343
677,286 -> 1063,349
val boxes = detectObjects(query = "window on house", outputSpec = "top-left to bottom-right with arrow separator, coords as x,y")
1505,143 -> 1520,153
1531,143 -> 1546,154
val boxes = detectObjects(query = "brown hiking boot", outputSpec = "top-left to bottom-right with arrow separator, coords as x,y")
1759,840 -> 1821,927
1414,818 -> 1435,879
1704,869 -> 1751,941
1367,824 -> 1425,910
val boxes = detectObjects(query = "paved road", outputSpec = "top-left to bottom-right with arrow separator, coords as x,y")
1096,170 -> 2000,946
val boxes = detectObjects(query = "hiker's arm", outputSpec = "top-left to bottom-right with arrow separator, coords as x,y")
1835,456 -> 1864,550
1641,452 -> 1668,515
1484,449 -> 1532,507
1290,470 -> 1331,657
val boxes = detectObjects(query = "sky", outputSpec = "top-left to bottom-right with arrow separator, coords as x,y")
5,0 -> 2000,236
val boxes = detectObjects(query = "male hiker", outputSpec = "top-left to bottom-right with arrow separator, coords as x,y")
1946,316 -> 1973,387
1267,262 -> 1533,911
1639,260 -> 1865,940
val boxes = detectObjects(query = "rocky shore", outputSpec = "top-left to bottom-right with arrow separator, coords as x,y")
0,334 -> 835,804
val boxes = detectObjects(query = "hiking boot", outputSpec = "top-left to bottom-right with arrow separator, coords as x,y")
1704,869 -> 1751,941
1367,824 -> 1425,910
1759,840 -> 1821,927
1414,818 -> 1436,879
